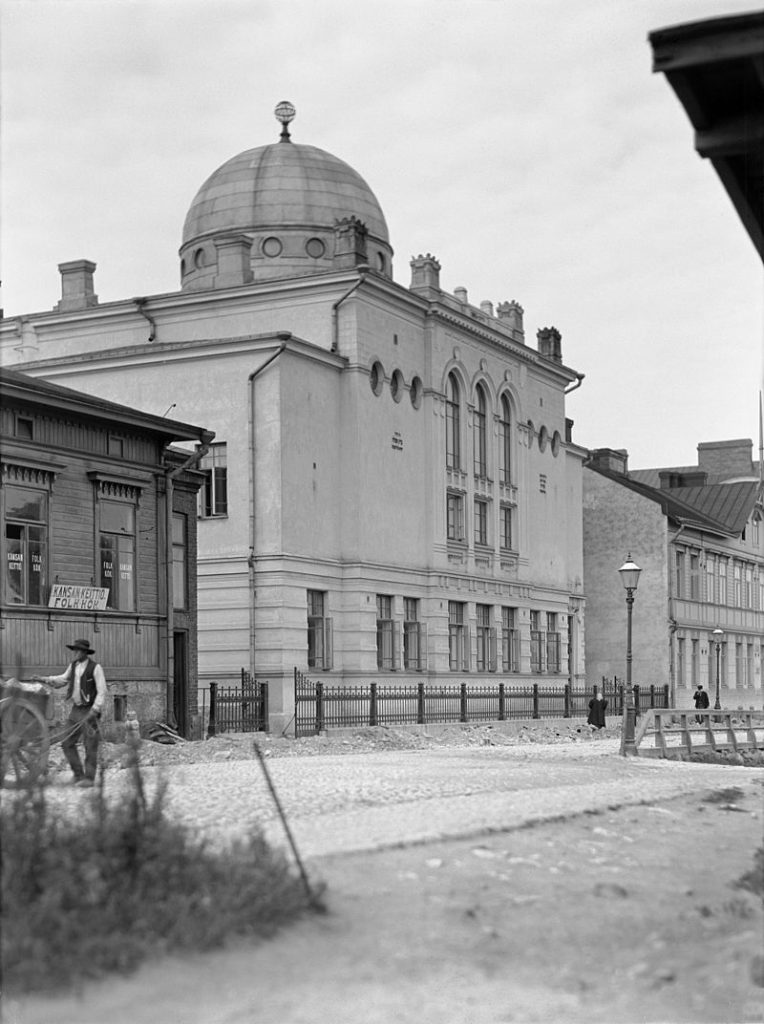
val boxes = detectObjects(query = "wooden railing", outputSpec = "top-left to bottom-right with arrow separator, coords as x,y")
633,708 -> 764,759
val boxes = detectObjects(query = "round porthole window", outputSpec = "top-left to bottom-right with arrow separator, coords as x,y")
180,258 -> 187,276
552,430 -> 561,456
410,375 -> 423,409
539,425 -> 549,452
391,369 -> 404,403
377,252 -> 386,273
369,360 -> 384,396
262,236 -> 283,257
306,237 -> 325,259
194,248 -> 205,269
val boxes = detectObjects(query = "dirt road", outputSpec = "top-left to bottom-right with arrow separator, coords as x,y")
6,737 -> 764,1024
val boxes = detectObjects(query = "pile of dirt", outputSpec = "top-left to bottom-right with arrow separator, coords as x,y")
45,719 -> 617,774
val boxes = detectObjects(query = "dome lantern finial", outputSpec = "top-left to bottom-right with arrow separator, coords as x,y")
274,101 -> 296,142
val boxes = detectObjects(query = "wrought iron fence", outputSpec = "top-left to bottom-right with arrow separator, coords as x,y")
294,669 -> 668,737
205,671 -> 269,735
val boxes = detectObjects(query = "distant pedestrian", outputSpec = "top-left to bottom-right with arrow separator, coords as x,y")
587,688 -> 608,736
33,639 -> 107,786
693,684 -> 709,724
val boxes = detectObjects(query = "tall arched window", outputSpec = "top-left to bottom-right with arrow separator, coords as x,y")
499,395 -> 512,485
473,384 -> 487,478
446,372 -> 461,470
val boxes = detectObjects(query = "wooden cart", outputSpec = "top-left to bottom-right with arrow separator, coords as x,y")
0,678 -> 51,787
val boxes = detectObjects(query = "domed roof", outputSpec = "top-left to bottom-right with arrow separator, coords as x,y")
182,141 -> 389,247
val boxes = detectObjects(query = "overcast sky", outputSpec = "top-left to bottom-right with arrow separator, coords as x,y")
2,0 -> 762,469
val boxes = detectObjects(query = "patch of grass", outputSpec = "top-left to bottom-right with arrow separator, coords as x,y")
1,751 -> 318,994
734,846 -> 764,902
702,786 -> 745,804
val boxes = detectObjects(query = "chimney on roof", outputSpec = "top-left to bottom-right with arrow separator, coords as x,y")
214,234 -> 254,288
496,300 -> 524,340
56,260 -> 98,312
480,300 -> 494,317
658,470 -> 708,489
453,286 -> 468,304
587,448 -> 628,475
697,439 -> 753,480
333,217 -> 368,270
537,326 -> 562,363
409,254 -> 441,298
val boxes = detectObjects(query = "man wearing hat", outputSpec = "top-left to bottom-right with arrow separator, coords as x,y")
35,639 -> 108,786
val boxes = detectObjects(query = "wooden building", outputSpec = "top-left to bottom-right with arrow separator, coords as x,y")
0,368 -> 213,737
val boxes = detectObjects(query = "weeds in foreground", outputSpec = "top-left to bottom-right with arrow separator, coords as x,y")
1,752 -> 316,994
734,846 -> 764,902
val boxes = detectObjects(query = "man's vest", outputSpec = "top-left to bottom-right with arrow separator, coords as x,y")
65,659 -> 98,707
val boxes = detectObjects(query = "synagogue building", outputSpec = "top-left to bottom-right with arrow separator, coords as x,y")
0,104 -> 588,733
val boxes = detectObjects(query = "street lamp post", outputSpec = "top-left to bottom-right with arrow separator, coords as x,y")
712,628 -> 724,711
618,555 -> 642,756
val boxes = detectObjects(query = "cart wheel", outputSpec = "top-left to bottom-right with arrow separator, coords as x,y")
0,697 -> 50,787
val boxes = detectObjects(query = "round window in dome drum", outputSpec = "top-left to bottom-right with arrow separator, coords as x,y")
262,237 -> 283,258
391,369 -> 404,403
305,238 -> 325,259
410,376 -> 423,409
194,248 -> 205,269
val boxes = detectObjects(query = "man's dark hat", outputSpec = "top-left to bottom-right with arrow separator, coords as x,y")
67,638 -> 95,655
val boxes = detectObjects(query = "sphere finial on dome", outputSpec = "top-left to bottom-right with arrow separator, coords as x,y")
274,101 -> 296,142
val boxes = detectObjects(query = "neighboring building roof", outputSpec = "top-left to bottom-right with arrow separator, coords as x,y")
667,481 -> 761,535
586,448 -> 763,537
649,11 -> 764,261
0,366 -> 214,445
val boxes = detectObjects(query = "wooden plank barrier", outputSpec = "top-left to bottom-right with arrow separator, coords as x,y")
633,708 -> 764,759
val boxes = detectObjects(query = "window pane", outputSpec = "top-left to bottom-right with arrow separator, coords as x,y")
101,501 -> 134,534
5,523 -> 25,603
5,486 -> 46,522
28,526 -> 46,605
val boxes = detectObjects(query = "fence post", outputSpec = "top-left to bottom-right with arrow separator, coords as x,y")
564,684 -> 571,718
634,684 -> 641,718
316,681 -> 324,734
663,684 -> 669,708
498,682 -> 505,721
532,683 -> 539,720
207,682 -> 217,738
460,683 -> 468,723
417,682 -> 425,725
650,684 -> 655,709
369,682 -> 378,727
261,681 -> 269,733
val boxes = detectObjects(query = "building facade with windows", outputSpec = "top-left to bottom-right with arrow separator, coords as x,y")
583,440 -> 763,708
0,107 -> 587,732
0,368 -> 213,734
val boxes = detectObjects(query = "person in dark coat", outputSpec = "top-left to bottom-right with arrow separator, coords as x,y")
587,688 -> 608,735
693,684 -> 710,723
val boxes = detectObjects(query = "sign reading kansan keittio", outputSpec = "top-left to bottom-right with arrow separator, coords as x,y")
48,585 -> 110,611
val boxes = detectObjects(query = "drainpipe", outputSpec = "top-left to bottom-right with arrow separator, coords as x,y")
565,373 -> 585,395
134,297 -> 157,342
331,265 -> 369,353
164,431 -> 215,729
667,522 -> 686,706
248,336 -> 290,675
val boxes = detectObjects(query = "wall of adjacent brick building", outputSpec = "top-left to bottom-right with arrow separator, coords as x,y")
583,470 -> 670,687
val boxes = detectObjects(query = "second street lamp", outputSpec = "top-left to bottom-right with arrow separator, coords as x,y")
712,628 -> 724,711
618,554 -> 642,756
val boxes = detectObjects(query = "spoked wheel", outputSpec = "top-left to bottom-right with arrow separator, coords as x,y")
0,697 -> 50,787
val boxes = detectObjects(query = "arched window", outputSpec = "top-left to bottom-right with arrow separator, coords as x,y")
446,372 -> 461,470
499,395 -> 512,485
473,384 -> 487,478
